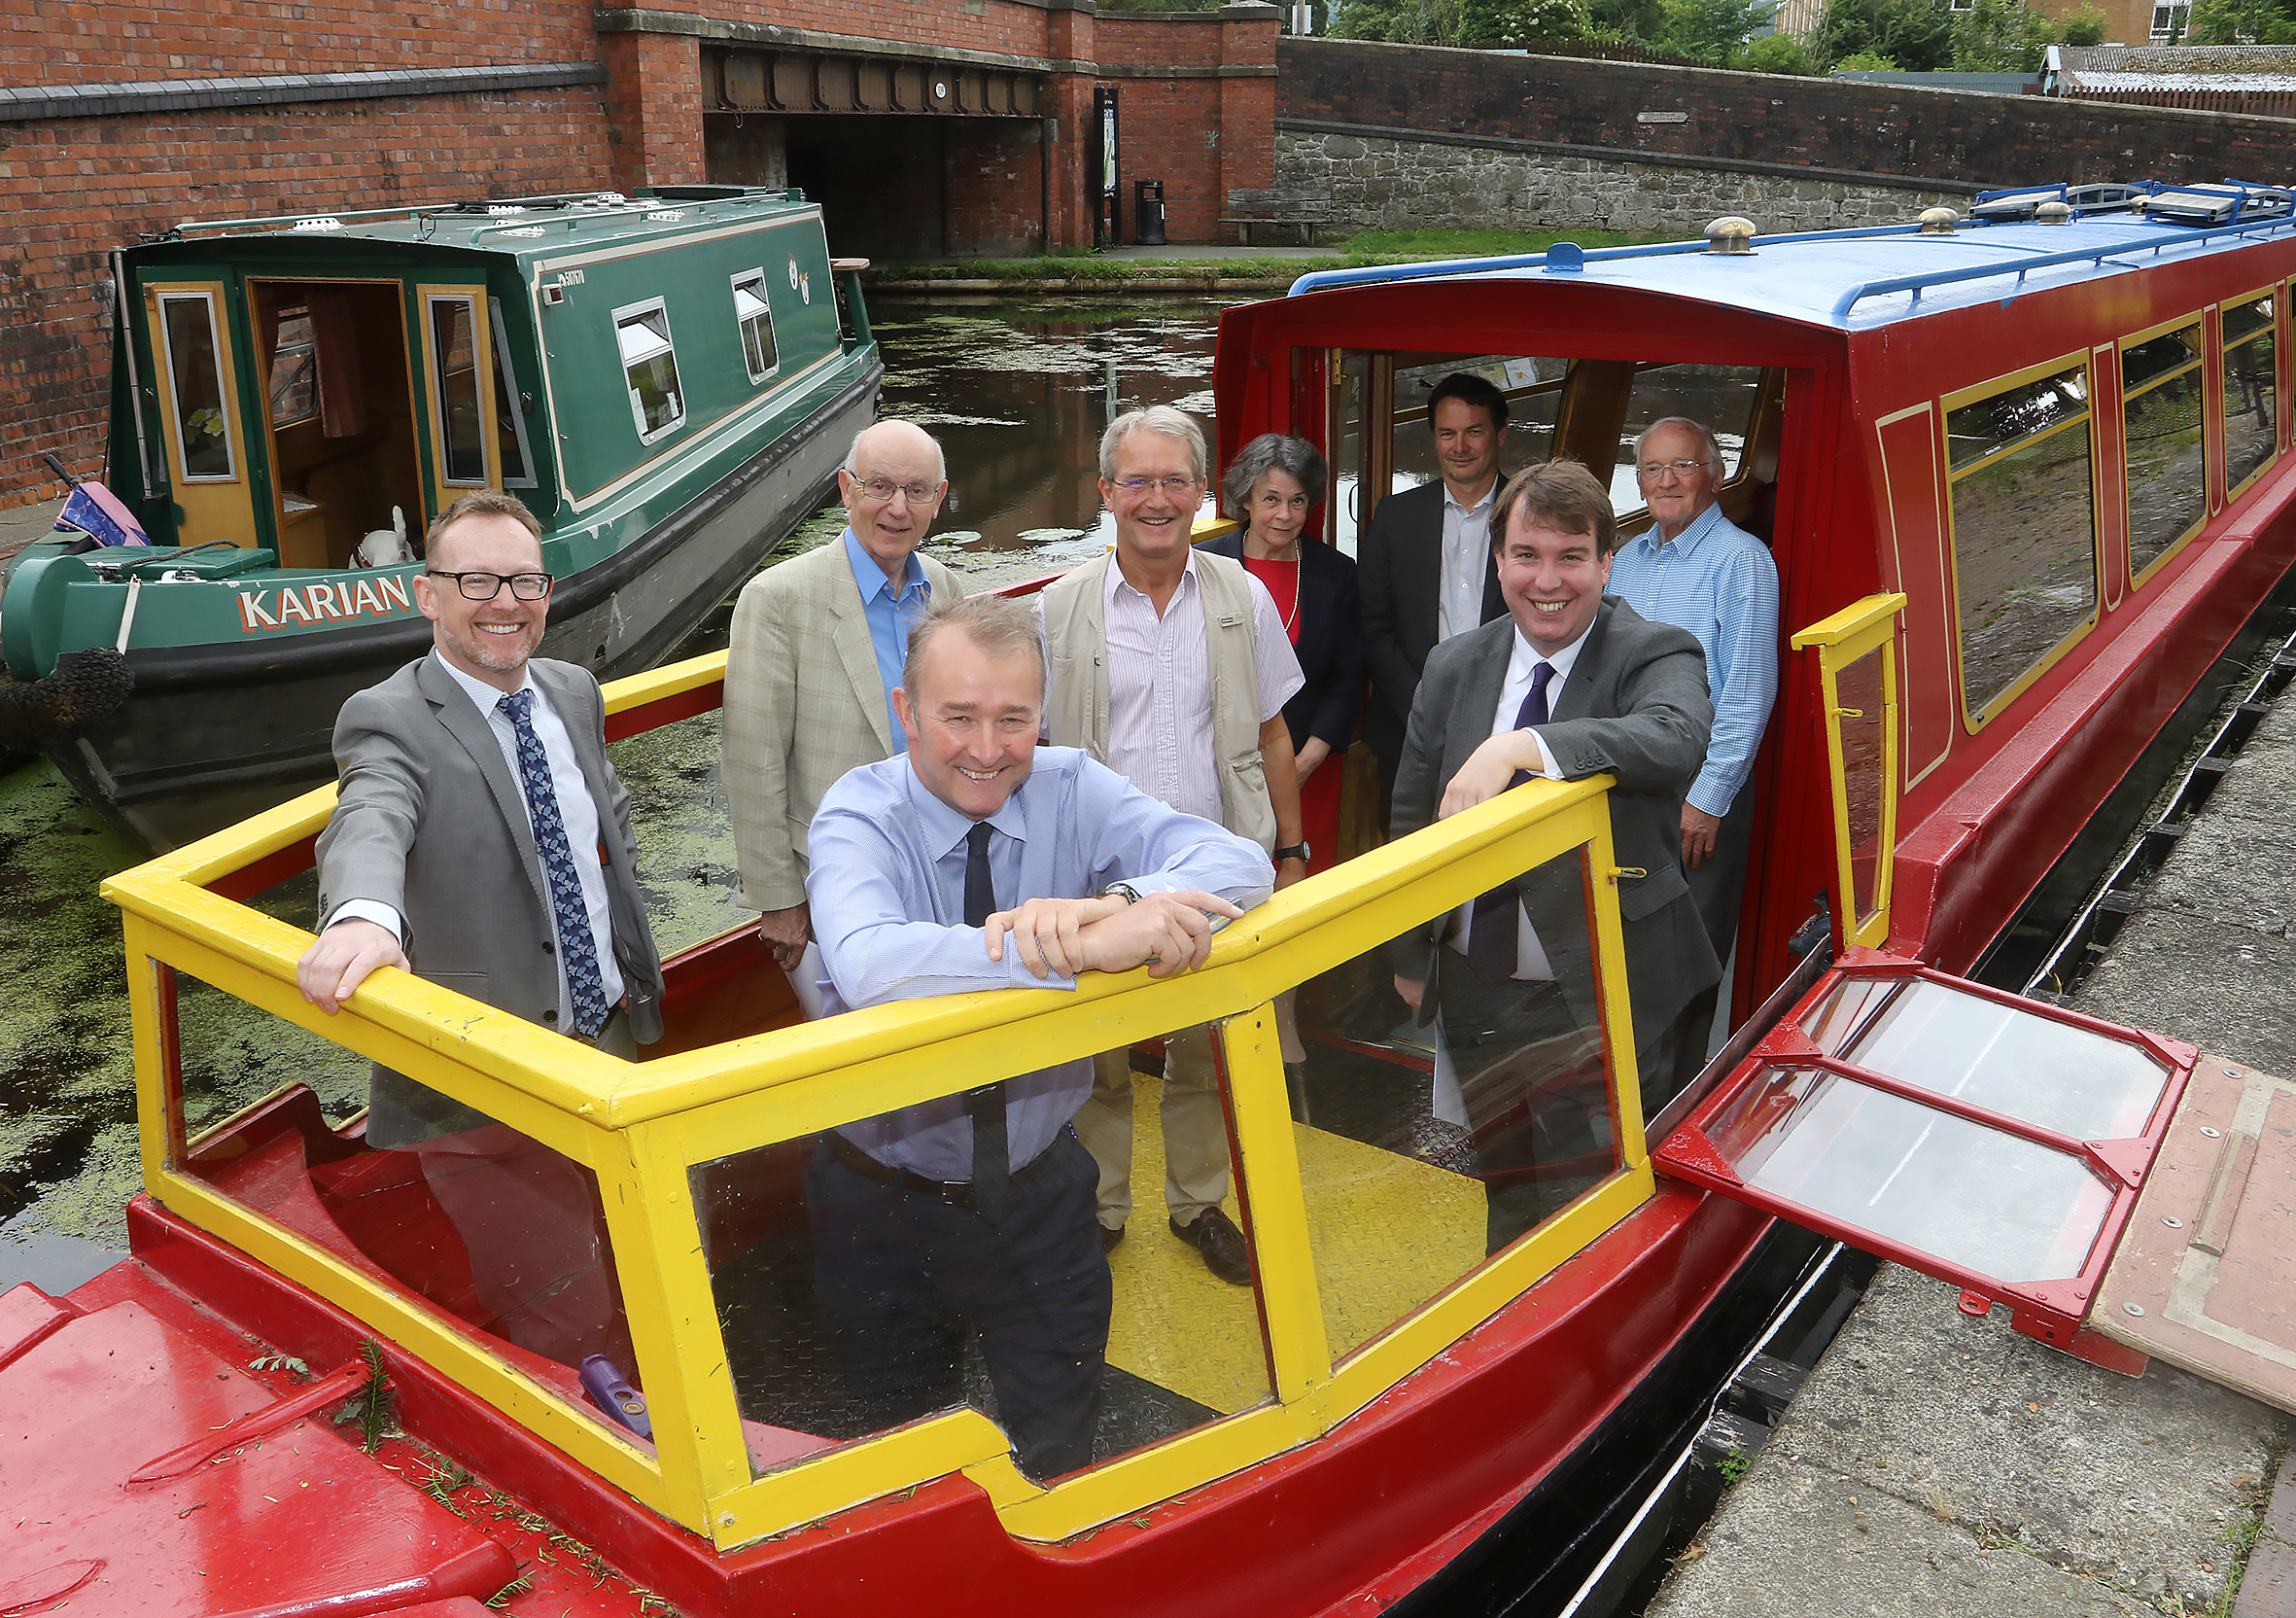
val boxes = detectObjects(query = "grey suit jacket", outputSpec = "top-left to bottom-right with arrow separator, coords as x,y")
722,537 -> 963,913
316,652 -> 667,1146
1358,478 -> 1508,764
1390,598 -> 1720,1055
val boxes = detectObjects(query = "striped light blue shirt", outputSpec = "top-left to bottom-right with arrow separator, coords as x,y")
1606,503 -> 1780,818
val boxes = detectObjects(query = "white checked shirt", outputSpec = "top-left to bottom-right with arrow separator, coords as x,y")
1098,550 -> 1304,826
1437,479 -> 1500,642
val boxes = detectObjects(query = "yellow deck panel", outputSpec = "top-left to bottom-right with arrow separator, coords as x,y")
1107,1073 -> 1485,1414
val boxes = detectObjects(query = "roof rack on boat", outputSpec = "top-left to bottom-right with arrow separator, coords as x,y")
2140,181 -> 2293,227
158,187 -> 804,240
1968,181 -> 2150,221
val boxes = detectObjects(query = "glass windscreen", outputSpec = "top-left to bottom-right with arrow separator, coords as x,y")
269,310 -> 318,427
1610,363 -> 1764,514
1389,354 -> 1568,494
2121,323 -> 2207,578
692,1000 -> 1275,1486
2223,295 -> 2279,495
429,297 -> 487,484
1820,978 -> 2170,1140
1296,841 -> 1633,1361
1834,649 -> 1887,931
161,293 -> 235,479
1705,1066 -> 2116,1283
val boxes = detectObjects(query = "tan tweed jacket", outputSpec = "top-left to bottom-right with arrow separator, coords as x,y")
722,536 -> 963,912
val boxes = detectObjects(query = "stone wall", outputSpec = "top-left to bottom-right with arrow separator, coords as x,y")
1279,126 -> 1970,237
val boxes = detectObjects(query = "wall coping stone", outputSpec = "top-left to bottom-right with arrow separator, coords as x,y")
0,63 -> 607,124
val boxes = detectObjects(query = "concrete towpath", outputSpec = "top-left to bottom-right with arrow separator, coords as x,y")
1648,699 -> 2296,1615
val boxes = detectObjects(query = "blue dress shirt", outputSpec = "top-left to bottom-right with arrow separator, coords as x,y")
806,747 -> 1275,1180
1606,503 -> 1780,819
843,527 -> 934,752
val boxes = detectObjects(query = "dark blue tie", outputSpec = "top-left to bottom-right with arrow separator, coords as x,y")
1467,659 -> 1554,986
499,689 -> 611,1038
962,821 -> 1010,1222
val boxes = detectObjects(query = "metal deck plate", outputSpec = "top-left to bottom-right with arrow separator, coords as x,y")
2093,1056 -> 2296,1413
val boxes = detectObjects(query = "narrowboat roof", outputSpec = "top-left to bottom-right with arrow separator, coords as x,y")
127,186 -> 824,273
1285,197 -> 2296,334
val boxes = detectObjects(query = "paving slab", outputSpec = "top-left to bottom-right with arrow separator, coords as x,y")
2079,910 -> 2296,1077
1651,1267 -> 2279,1615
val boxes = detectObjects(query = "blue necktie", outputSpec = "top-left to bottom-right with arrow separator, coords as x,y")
1467,659 -> 1554,986
499,689 -> 611,1039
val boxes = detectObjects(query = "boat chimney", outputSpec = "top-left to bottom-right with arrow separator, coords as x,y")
1705,216 -> 1757,255
1918,206 -> 1960,234
2036,200 -> 2074,226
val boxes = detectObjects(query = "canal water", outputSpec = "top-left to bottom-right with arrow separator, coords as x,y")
0,295 -> 1241,1293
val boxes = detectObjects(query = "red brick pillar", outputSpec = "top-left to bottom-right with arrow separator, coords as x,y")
1044,7 -> 1097,252
1218,1 -> 1278,215
600,31 -> 704,194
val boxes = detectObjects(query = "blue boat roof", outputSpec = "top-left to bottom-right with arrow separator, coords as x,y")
1288,207 -> 2296,334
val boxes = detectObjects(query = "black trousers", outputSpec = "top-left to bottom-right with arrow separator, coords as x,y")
806,1127 -> 1111,1481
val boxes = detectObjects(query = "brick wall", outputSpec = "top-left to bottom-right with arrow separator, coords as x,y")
2,91 -> 611,507
1279,37 -> 2296,186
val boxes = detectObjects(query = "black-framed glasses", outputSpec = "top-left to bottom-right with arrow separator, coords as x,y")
427,569 -> 554,601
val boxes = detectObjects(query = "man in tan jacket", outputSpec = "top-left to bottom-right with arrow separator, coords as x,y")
723,419 -> 963,1012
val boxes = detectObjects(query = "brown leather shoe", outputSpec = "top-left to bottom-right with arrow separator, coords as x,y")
1169,1207 -> 1250,1285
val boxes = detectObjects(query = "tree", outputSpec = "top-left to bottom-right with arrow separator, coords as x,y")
2056,4 -> 2107,43
1488,0 -> 1599,40
1831,47 -> 1900,65
1948,0 -> 2057,70
1654,0 -> 1779,61
1738,30 -> 1821,69
1815,0 -> 1954,70
2185,0 -> 2296,40
1589,0 -> 1670,35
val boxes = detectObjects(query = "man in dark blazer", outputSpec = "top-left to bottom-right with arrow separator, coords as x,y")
296,489 -> 665,1366
1389,461 -> 1718,1249
1359,371 -> 1512,823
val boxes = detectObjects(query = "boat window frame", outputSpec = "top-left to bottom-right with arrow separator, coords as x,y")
155,287 -> 242,485
2219,282 -> 2281,505
488,297 -> 539,491
419,290 -> 496,492
729,267 -> 781,387
1938,349 -> 2103,735
2117,310 -> 2210,592
103,656 -> 1660,1555
610,295 -> 688,447
1608,359 -> 1778,532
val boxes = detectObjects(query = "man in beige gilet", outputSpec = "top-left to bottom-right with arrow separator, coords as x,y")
1034,405 -> 1306,1284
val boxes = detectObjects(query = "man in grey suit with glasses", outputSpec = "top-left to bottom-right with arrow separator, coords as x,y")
296,489 -> 665,1370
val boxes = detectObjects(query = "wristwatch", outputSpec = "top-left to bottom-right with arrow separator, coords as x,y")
1273,842 -> 1310,864
1102,881 -> 1145,905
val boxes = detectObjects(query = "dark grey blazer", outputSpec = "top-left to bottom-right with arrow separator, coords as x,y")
316,652 -> 667,1146
1389,597 -> 1720,1056
1358,478 -> 1509,764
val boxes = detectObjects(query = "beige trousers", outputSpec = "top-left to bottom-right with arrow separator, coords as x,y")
1076,1026 -> 1232,1228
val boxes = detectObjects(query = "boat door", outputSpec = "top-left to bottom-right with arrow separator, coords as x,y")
141,276 -> 260,549
1652,594 -> 2296,1412
414,284 -> 502,517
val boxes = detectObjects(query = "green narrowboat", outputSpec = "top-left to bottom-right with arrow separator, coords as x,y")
4,185 -> 881,850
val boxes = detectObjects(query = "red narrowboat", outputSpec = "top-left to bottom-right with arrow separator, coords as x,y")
9,182 -> 2296,1618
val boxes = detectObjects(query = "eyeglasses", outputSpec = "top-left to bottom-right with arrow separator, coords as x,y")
1112,475 -> 1201,497
427,569 -> 553,601
848,474 -> 942,505
1636,459 -> 1710,481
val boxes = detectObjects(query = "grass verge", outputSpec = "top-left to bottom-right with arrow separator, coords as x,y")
863,226 -> 1674,285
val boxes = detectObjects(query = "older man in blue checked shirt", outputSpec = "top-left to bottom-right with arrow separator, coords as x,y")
803,593 -> 1273,1482
1606,416 -> 1780,968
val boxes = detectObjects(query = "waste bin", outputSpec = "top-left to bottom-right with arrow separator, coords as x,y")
1133,179 -> 1167,247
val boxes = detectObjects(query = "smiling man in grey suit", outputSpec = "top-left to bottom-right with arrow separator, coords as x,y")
296,488 -> 665,1367
1390,460 -> 1717,1249
722,419 -> 963,1013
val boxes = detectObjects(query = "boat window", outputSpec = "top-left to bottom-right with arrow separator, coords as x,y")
1943,358 -> 2097,726
426,295 -> 489,486
158,291 -> 237,481
269,310 -> 319,428
1299,842 -> 1636,1363
2120,318 -> 2207,581
1609,363 -> 1764,514
731,268 -> 780,385
2223,289 -> 2279,498
613,299 -> 686,443
487,298 -> 537,490
689,996 -> 1277,1486
1389,353 -> 1568,494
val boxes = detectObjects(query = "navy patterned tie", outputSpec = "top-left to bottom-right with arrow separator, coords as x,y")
499,689 -> 611,1038
963,821 -> 1010,1223
1467,659 -> 1554,986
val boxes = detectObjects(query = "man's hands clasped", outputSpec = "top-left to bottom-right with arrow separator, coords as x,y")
986,890 -> 1244,980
